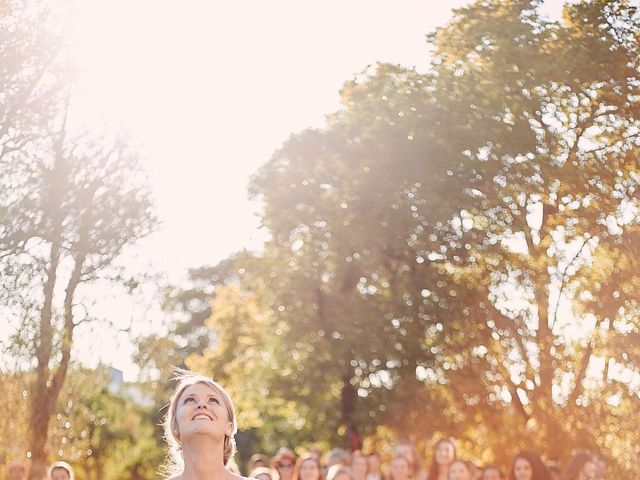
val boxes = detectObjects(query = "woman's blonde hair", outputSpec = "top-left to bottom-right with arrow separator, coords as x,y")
47,461 -> 75,480
162,369 -> 238,476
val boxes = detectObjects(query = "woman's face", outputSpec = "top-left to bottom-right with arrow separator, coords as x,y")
449,462 -> 471,480
390,458 -> 411,480
352,456 -> 368,479
300,459 -> 321,480
579,461 -> 596,480
482,468 -> 501,480
395,445 -> 415,467
51,468 -> 70,480
175,382 -> 233,444
435,442 -> 455,467
368,455 -> 381,473
277,460 -> 295,480
513,458 -> 533,480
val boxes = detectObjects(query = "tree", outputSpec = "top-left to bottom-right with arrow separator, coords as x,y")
0,3 -> 157,478
187,0 -> 640,474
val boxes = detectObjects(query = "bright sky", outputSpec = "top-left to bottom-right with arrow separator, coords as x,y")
23,0 -> 571,379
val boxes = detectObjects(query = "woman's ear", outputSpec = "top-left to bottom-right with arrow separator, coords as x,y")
226,421 -> 234,436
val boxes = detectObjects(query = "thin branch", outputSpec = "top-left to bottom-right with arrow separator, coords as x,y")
550,235 -> 595,332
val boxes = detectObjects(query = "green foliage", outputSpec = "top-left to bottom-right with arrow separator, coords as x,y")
184,0 -> 640,475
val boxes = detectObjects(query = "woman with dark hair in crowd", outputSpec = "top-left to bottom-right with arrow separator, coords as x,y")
561,452 -> 596,480
510,451 -> 551,480
448,460 -> 472,480
426,438 -> 457,480
292,453 -> 324,480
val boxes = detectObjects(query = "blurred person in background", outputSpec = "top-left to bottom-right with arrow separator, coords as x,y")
6,461 -> 27,480
293,453 -> 324,480
482,465 -> 505,480
308,448 -> 323,466
47,461 -> 74,480
251,467 -> 276,480
395,441 -> 426,480
273,448 -> 298,480
561,452 -> 596,480
367,452 -> 384,480
467,462 -> 482,480
545,462 -> 561,480
509,451 -> 550,480
593,457 -> 606,480
327,465 -> 353,480
327,449 -> 351,469
448,460 -> 472,480
250,454 -> 270,472
427,438 -> 457,480
388,455 -> 412,480
351,451 -> 369,480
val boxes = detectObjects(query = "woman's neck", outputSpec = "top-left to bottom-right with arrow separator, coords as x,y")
180,441 -> 229,480
437,467 -> 449,480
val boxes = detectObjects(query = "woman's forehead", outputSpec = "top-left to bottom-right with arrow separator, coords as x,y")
180,381 -> 220,397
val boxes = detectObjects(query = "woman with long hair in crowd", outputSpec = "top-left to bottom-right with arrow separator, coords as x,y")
47,462 -> 74,480
292,453 -> 324,480
448,460 -> 473,480
509,451 -> 550,480
162,369 -> 242,480
561,452 -> 596,480
367,453 -> 384,480
388,456 -> 412,480
394,441 -> 427,480
426,438 -> 457,480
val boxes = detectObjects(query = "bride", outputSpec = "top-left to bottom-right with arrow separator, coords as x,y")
164,369 -> 245,480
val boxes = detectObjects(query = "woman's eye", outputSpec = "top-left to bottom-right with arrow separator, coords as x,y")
184,397 -> 195,403
208,397 -> 220,404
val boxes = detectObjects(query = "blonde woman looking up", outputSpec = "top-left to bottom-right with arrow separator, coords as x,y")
163,370 -> 241,480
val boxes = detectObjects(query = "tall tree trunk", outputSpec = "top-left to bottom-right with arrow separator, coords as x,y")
28,238 -> 61,480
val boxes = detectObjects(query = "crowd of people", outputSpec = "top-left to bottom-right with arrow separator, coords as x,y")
5,371 -> 606,480
6,461 -> 74,480
240,442 -> 604,480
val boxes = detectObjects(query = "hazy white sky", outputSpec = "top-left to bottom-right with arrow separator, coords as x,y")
64,0 -> 568,378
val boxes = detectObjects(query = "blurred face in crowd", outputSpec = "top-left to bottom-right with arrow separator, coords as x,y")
513,458 -> 533,480
449,461 -> 471,480
395,445 -> 416,469
7,466 -> 26,480
368,454 -> 381,475
390,456 -> 411,480
435,441 -> 455,467
352,456 -> 368,480
579,461 -> 597,480
51,468 -> 71,480
300,459 -> 322,480
334,472 -> 352,480
277,459 -> 295,480
482,467 -> 501,480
